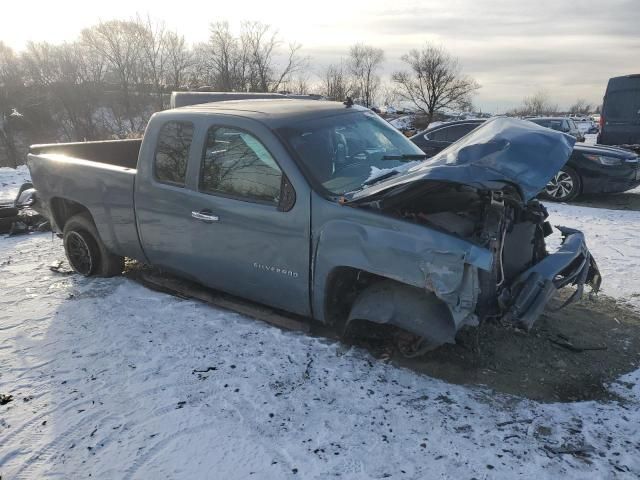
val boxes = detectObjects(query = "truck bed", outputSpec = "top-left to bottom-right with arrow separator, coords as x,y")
27,141 -> 146,261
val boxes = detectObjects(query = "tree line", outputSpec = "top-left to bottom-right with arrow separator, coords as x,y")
0,16 -> 483,167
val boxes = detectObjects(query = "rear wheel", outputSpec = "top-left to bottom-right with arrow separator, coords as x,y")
63,214 -> 124,277
541,166 -> 581,202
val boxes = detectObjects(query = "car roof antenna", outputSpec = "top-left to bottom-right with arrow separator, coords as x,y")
343,97 -> 354,108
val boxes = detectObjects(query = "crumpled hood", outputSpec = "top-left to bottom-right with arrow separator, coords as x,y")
349,117 -> 576,203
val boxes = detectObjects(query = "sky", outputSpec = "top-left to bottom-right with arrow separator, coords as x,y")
3,0 -> 640,112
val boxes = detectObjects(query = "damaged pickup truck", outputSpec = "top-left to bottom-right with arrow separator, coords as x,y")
27,99 -> 601,353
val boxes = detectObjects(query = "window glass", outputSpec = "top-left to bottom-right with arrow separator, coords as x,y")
276,111 -> 425,195
531,119 -> 562,131
154,121 -> 194,186
427,128 -> 447,141
444,124 -> 478,142
199,127 -> 282,203
426,124 -> 478,143
605,90 -> 640,120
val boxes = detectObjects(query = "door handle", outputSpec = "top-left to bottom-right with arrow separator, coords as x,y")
191,210 -> 219,223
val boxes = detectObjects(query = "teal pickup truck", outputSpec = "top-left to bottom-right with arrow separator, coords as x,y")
26,99 -> 601,353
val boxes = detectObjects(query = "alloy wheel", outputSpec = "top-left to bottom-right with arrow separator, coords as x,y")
545,170 -> 575,200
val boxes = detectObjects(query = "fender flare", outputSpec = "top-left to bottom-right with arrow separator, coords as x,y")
346,280 -> 457,346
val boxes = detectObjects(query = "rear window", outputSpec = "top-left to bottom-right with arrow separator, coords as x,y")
604,90 -> 640,120
154,121 -> 194,186
531,119 -> 563,131
427,124 -> 478,142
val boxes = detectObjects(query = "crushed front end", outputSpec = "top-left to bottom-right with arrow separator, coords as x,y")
360,180 -> 601,332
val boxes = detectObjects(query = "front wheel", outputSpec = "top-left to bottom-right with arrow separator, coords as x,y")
541,166 -> 581,202
63,213 -> 124,277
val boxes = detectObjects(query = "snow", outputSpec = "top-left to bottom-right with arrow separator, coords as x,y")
1,168 -> 640,478
583,134 -> 598,145
0,165 -> 30,204
546,203 -> 640,310
389,115 -> 415,130
366,161 -> 421,184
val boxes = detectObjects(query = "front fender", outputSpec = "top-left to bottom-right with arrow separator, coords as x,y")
312,218 -> 493,327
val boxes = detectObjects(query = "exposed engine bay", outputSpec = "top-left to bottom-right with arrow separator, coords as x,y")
366,181 -> 558,322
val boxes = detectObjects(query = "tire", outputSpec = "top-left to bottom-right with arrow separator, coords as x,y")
540,166 -> 581,202
63,213 -> 124,277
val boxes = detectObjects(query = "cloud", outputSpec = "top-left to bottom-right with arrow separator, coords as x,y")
3,0 -> 639,111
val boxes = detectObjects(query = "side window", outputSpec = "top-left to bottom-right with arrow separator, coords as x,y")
427,128 -> 447,142
154,121 -> 194,186
199,127 -> 283,204
446,124 -> 477,142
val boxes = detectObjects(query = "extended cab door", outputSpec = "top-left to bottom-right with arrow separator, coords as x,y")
135,113 -> 311,317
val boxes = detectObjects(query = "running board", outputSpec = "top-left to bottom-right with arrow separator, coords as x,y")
127,268 -> 311,333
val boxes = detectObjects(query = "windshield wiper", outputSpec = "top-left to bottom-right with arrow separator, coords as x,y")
381,153 -> 427,161
362,170 -> 402,186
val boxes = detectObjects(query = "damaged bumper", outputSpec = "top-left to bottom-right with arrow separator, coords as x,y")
502,226 -> 601,330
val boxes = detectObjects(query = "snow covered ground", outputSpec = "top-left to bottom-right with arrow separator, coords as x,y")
0,165 -> 30,204
1,167 -> 639,478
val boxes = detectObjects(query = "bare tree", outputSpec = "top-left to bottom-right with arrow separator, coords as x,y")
568,98 -> 592,115
208,21 -> 246,91
321,62 -> 353,101
286,73 -> 311,95
510,90 -> 558,116
205,21 -> 306,93
22,41 -> 105,141
81,20 -> 148,132
378,82 -> 400,108
241,21 -> 277,92
348,44 -> 383,107
0,42 -> 24,167
240,22 -> 306,93
392,43 -> 480,123
137,15 -> 167,110
164,31 -> 192,90
270,42 -> 306,93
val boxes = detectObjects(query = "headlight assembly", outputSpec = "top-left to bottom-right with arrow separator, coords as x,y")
584,154 -> 623,166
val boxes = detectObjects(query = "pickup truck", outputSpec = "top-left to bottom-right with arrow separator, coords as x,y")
27,99 -> 601,354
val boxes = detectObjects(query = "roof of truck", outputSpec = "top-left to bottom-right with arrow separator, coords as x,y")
164,99 -> 368,127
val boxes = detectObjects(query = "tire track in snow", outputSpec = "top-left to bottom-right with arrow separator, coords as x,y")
122,422 -> 219,480
11,411 -> 104,480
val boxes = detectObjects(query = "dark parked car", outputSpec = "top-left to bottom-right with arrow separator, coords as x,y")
409,120 -> 484,157
528,117 -> 585,142
599,74 -> 640,148
410,119 -> 640,202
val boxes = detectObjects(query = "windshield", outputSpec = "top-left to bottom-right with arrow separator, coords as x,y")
276,111 -> 425,195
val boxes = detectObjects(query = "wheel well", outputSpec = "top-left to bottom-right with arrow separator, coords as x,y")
50,198 -> 92,232
323,267 -> 392,328
565,164 -> 583,193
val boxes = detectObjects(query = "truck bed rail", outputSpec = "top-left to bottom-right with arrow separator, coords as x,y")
29,139 -> 141,170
